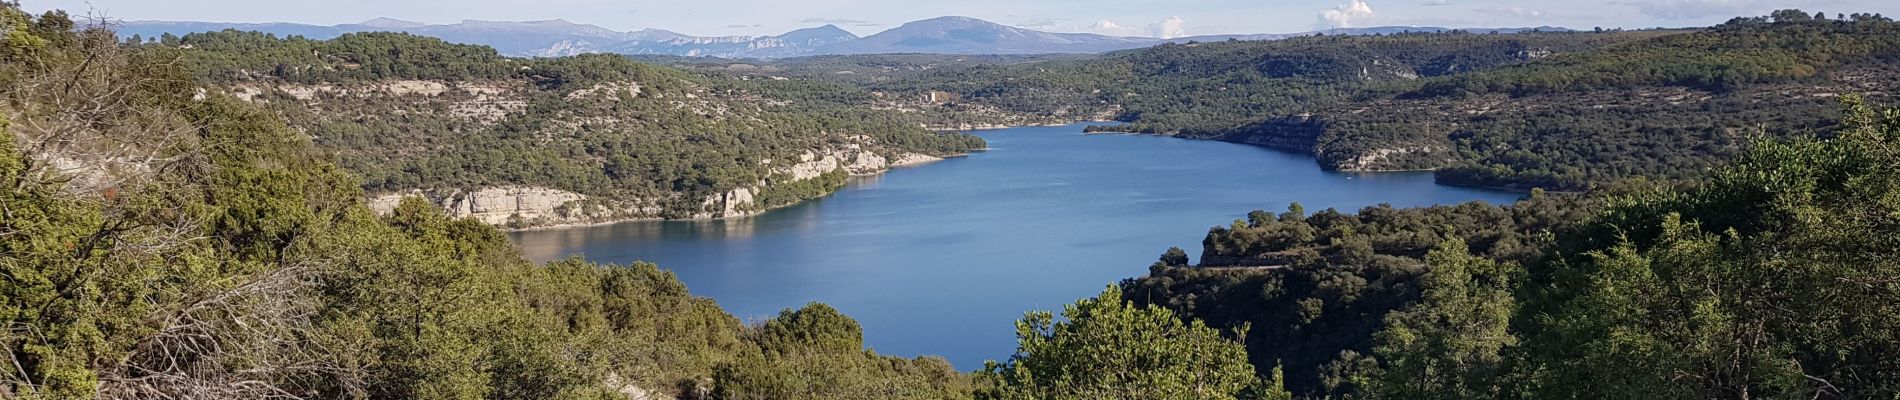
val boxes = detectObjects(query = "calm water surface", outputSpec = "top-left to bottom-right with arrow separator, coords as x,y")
509,124 -> 1520,369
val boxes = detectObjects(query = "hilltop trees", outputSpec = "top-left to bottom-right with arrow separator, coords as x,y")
979,286 -> 1264,400
1120,96 -> 1900,399
159,29 -> 984,223
1351,240 -> 1517,400
0,6 -> 971,398
1517,95 -> 1900,398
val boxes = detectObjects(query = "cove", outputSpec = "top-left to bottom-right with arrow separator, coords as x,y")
508,124 -> 1522,370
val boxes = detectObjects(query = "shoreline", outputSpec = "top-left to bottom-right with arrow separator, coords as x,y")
498,152 -> 970,233
499,124 -> 1533,234
1067,123 -> 1543,195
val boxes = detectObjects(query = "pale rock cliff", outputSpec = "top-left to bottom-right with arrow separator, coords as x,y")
366,148 -> 945,229
1336,146 -> 1444,172
368,186 -> 589,226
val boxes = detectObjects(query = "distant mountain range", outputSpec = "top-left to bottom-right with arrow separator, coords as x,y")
112,16 -> 1569,58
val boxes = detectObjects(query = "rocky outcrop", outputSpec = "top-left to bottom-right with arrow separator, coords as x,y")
788,152 -> 842,180
890,152 -> 944,167
1332,146 -> 1446,172
366,148 -> 947,229
229,80 -> 528,124
842,152 -> 890,175
692,187 -> 757,220
368,186 -> 591,226
788,149 -> 942,178
1203,115 -> 1324,154
680,149 -> 942,220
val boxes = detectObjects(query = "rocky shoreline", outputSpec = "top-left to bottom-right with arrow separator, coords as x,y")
368,150 -> 952,231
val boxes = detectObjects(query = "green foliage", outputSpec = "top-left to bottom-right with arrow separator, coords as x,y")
173,30 -> 513,83
979,286 -> 1260,400
1124,193 -> 1589,397
0,7 -> 973,398
708,13 -> 1900,193
753,168 -> 850,210
713,304 -> 973,400
1519,95 -> 1900,398
755,303 -> 865,356
162,29 -> 983,221
1127,97 -> 1900,399
1410,12 -> 1900,97
1353,239 -> 1518,400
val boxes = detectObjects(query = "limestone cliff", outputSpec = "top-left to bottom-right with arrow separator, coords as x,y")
367,148 -> 945,229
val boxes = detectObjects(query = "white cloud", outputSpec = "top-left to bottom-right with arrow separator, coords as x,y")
1318,0 -> 1376,28
1090,20 -> 1130,31
1076,19 -> 1141,36
1072,17 -> 1187,38
1149,16 -> 1186,38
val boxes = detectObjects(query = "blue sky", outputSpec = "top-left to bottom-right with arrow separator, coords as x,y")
25,0 -> 1900,38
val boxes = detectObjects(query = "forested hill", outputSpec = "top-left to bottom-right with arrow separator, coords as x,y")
1,7 -> 976,398
1123,94 -> 1900,398
156,29 -> 985,228
686,11 -> 1900,192
10,4 -> 1900,400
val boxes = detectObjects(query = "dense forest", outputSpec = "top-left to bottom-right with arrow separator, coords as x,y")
1124,94 -> 1900,398
2,6 -> 1269,399
8,2 -> 1900,400
0,8 -> 984,399
676,12 -> 1900,192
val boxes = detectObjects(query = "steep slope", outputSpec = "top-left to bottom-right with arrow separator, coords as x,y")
169,30 -> 983,228
1124,94 -> 1900,398
1,7 -> 973,399
775,13 -> 1900,192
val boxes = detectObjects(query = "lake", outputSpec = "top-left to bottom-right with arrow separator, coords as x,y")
508,124 -> 1522,370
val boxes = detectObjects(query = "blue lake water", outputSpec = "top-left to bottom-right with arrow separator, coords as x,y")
508,124 -> 1521,369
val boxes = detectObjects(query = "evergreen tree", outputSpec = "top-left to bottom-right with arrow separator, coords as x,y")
980,286 -> 1260,400
1355,239 -> 1517,399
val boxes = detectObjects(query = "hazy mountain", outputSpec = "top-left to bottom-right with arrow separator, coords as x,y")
114,16 -> 1570,58
356,17 -> 426,30
117,18 -> 636,56
1173,26 -> 1574,42
390,19 -> 632,56
605,25 -> 855,58
813,16 -> 1153,55
116,21 -> 351,40
774,25 -> 862,48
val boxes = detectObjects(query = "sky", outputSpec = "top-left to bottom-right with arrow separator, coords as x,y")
25,0 -> 1900,38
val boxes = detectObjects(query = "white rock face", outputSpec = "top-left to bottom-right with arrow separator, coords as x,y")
366,149 -> 945,228
889,153 -> 943,167
782,150 -> 939,178
1341,146 -> 1441,171
844,152 -> 889,175
368,186 -> 586,225
787,152 -> 843,180
564,82 -> 643,101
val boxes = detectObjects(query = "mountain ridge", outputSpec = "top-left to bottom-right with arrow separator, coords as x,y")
113,15 -> 1572,58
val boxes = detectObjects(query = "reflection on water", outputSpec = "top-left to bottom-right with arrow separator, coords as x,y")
508,124 -> 1522,369
517,198 -> 827,262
